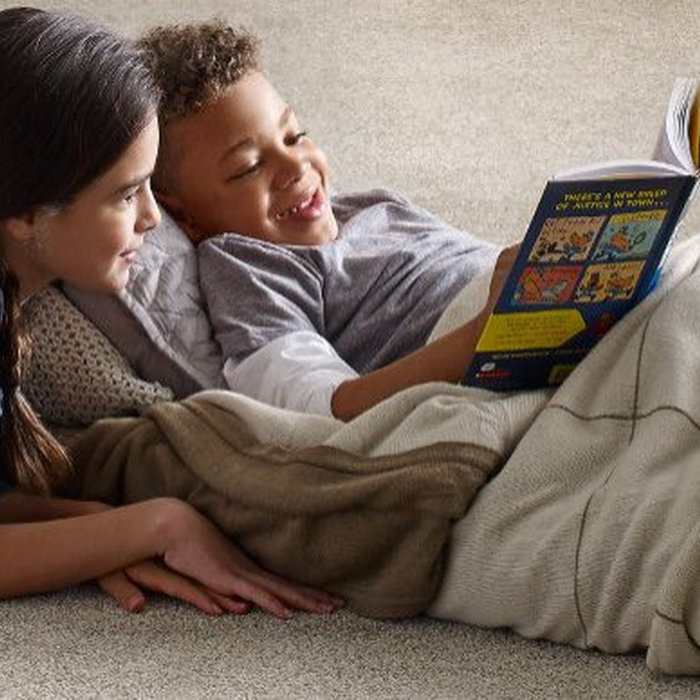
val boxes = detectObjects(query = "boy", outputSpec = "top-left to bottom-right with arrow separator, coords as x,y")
139,22 -> 514,420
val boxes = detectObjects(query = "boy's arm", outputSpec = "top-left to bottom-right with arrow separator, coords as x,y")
331,307 -> 489,421
331,245 -> 518,421
223,331 -> 357,415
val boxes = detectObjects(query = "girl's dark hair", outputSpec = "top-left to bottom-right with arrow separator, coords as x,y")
0,7 -> 159,494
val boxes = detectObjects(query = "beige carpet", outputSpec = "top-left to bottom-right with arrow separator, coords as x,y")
3,0 -> 700,696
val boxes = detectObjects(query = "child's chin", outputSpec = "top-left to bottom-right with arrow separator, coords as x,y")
277,220 -> 338,245
102,270 -> 130,292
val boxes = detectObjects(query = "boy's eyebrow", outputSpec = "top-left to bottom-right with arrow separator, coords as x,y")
220,137 -> 255,162
220,106 -> 296,163
279,105 -> 294,126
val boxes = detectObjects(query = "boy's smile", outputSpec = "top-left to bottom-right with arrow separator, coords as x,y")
156,71 -> 339,245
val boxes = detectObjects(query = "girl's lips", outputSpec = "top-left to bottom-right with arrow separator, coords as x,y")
275,188 -> 326,222
119,249 -> 139,264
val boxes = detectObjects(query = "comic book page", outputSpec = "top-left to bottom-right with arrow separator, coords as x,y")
652,77 -> 699,174
464,176 -> 697,390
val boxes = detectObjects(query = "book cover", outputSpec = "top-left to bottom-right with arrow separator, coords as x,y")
463,175 -> 697,390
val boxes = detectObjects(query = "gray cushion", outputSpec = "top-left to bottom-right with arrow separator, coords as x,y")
23,287 -> 174,426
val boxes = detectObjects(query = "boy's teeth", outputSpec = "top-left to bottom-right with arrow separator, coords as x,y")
277,195 -> 314,220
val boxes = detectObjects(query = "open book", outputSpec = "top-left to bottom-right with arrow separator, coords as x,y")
463,77 -> 700,391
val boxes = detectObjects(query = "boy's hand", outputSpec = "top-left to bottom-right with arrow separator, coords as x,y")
484,243 -> 520,316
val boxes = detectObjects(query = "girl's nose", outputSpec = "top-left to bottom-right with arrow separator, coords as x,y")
136,183 -> 161,234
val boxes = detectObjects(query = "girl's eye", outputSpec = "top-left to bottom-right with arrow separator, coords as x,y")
123,182 -> 147,204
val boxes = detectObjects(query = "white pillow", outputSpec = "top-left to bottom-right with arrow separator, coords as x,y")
63,208 -> 225,398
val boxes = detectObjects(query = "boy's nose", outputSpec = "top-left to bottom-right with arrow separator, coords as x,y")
273,155 -> 308,190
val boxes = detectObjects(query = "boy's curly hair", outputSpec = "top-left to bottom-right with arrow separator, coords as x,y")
138,20 -> 260,127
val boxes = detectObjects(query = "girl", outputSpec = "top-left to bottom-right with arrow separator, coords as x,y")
0,6 -> 342,618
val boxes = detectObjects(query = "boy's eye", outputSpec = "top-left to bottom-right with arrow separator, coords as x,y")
227,161 -> 262,181
286,130 -> 307,146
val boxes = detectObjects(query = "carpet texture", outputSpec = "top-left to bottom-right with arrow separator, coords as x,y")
3,0 -> 700,696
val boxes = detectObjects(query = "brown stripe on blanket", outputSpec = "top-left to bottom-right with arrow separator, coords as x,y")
68,396 -> 501,618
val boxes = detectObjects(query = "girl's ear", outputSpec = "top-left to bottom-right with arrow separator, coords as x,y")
2,212 -> 38,243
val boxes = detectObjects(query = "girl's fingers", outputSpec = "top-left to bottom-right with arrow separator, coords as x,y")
212,549 -> 345,615
97,570 -> 147,613
161,506 -> 344,617
210,559 -> 344,616
208,591 -> 252,616
220,576 -> 295,619
124,561 -> 223,616
99,552 -> 342,620
248,572 -> 344,614
98,571 -> 146,613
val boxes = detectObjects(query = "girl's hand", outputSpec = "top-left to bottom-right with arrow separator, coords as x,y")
97,561 -> 252,616
102,498 -> 344,618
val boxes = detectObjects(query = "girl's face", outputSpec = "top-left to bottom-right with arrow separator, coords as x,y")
8,117 -> 161,297
158,71 -> 339,246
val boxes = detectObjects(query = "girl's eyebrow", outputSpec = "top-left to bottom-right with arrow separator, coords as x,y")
113,172 -> 152,196
220,106 -> 296,163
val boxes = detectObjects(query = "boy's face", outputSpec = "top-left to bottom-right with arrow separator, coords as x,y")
158,71 -> 338,245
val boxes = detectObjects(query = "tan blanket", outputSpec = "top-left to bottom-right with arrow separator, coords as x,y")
71,396 -> 502,618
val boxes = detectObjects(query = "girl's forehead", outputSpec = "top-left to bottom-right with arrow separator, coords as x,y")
81,117 -> 160,198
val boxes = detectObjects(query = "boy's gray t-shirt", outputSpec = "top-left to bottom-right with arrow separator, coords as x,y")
198,188 -> 499,375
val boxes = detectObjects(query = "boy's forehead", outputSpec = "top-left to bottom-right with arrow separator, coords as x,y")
161,85 -> 297,181
233,71 -> 291,119
170,75 -> 293,146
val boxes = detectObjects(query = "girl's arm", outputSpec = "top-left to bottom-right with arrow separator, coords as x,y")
331,245 -> 518,421
0,491 -> 107,522
0,493 -> 343,617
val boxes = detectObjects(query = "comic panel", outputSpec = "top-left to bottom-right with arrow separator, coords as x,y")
590,209 -> 666,262
574,261 -> 645,303
529,216 -> 606,263
512,265 -> 582,305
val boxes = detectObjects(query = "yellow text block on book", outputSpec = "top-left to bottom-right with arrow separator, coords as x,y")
476,310 -> 586,352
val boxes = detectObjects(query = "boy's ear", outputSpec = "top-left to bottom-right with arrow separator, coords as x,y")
154,187 -> 185,221
154,188 -> 203,243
